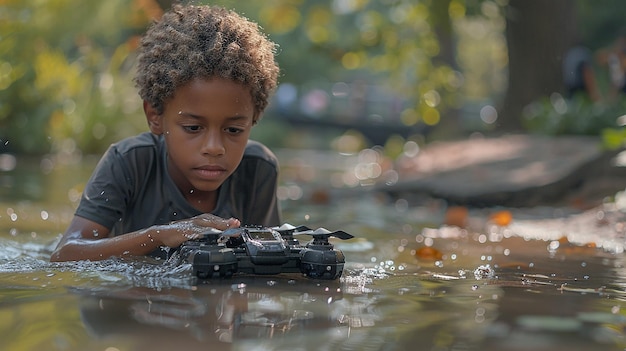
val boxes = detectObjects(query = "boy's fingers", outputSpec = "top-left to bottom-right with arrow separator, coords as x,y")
196,214 -> 240,230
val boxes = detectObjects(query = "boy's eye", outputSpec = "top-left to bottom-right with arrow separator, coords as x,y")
183,125 -> 201,132
225,127 -> 245,134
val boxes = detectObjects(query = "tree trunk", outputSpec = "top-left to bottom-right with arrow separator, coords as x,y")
429,0 -> 465,139
499,0 -> 579,131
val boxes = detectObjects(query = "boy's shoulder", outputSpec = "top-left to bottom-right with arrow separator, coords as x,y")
243,140 -> 278,167
110,132 -> 161,155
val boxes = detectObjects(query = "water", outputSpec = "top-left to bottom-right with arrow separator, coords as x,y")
2,152 -> 626,351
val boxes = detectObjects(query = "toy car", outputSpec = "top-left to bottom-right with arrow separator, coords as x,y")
174,224 -> 354,280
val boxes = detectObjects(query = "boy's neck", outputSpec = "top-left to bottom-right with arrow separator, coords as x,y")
185,188 -> 218,213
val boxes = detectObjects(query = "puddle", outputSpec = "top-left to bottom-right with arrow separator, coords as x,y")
1,155 -> 626,350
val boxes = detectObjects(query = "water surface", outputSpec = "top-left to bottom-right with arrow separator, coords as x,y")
1,152 -> 626,351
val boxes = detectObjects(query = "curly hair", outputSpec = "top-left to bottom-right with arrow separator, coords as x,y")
134,4 -> 279,120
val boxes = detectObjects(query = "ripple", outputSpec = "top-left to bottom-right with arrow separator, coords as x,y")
0,239 -> 196,290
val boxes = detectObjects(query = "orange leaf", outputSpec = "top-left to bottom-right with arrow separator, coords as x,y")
415,246 -> 443,261
445,206 -> 468,228
490,210 -> 513,226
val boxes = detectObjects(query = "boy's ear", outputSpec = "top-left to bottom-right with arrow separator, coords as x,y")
143,100 -> 164,135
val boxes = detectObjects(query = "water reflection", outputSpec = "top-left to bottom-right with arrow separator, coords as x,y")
73,277 -> 343,350
1,236 -> 625,350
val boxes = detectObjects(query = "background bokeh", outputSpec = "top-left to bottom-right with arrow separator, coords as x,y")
1,0 -> 626,158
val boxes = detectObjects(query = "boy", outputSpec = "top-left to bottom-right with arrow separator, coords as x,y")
51,4 -> 281,261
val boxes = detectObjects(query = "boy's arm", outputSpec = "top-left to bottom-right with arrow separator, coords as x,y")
50,214 -> 240,262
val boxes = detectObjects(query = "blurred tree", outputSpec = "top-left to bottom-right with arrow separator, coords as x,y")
577,0 -> 626,51
2,0 -> 626,156
251,0 -> 465,133
498,0 -> 578,131
0,0 -> 158,155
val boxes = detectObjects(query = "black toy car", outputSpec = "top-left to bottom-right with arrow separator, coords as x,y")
174,224 -> 353,280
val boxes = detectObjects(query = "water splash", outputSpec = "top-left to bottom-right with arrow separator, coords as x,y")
0,237 -> 195,290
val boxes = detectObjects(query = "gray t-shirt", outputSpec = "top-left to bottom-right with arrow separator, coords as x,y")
76,132 -> 281,238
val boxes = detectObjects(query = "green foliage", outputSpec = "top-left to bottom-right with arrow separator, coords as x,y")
0,0 -> 151,155
601,127 -> 626,150
576,0 -> 626,50
522,93 -> 626,138
208,0 -> 467,129
269,0 -> 465,128
0,0 -> 474,155
3,0 -> 626,155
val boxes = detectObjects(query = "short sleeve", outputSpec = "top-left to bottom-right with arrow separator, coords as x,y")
75,145 -> 134,230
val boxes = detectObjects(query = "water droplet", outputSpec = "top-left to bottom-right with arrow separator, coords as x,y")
548,240 -> 560,251
474,264 -> 494,280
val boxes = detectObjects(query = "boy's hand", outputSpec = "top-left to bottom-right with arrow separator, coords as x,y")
192,213 -> 241,232
155,214 -> 240,247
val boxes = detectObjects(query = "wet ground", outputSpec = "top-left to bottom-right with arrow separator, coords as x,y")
384,134 -> 626,208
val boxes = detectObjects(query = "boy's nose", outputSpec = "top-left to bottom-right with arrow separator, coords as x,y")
202,131 -> 225,156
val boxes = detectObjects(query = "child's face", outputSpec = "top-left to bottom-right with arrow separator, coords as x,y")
150,77 -> 255,194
